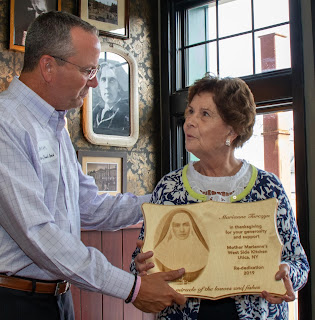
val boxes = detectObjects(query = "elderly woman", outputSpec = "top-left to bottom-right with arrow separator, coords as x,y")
131,75 -> 309,319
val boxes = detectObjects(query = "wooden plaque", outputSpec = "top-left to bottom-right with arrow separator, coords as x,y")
141,198 -> 286,299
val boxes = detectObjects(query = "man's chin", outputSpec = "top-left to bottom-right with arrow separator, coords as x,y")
76,96 -> 85,108
64,99 -> 83,110
101,95 -> 112,103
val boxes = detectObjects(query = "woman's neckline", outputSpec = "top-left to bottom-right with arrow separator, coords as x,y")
193,159 -> 243,177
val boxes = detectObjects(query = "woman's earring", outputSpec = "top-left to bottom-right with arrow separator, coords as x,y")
225,138 -> 231,147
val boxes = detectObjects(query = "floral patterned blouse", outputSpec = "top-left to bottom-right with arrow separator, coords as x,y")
131,165 -> 309,320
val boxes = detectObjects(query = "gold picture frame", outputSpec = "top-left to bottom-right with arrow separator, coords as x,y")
79,0 -> 129,39
9,0 -> 62,52
78,150 -> 127,196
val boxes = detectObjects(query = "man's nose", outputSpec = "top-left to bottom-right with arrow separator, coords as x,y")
88,76 -> 98,88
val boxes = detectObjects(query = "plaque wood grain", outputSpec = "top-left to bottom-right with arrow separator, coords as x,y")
142,198 -> 286,299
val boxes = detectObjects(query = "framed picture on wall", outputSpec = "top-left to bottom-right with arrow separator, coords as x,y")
78,150 -> 127,195
82,42 -> 139,147
79,0 -> 129,39
10,0 -> 62,52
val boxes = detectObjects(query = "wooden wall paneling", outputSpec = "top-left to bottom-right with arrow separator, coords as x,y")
81,231 -> 103,320
71,227 -> 156,319
143,310 -> 156,320
71,283 -> 81,320
122,227 -> 155,320
122,227 -> 143,319
101,230 -> 124,319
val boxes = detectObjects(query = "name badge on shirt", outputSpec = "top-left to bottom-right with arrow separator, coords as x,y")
38,140 -> 57,163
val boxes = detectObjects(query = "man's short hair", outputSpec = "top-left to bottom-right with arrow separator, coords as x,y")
22,11 -> 98,72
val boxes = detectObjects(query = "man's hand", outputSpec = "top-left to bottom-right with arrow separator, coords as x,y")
134,240 -> 155,276
260,263 -> 296,304
133,268 -> 187,313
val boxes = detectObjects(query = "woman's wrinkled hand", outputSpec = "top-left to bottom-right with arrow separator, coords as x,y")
135,240 -> 155,276
260,263 -> 296,304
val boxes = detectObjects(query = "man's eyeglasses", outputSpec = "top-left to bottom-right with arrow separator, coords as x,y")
52,56 -> 100,80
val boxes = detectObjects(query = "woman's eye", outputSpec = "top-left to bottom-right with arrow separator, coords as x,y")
203,111 -> 210,117
184,108 -> 193,117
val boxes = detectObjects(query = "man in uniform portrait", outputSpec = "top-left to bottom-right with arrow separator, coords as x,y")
92,61 -> 130,136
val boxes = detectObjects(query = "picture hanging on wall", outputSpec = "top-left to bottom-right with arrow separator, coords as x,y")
77,150 -> 127,195
10,0 -> 62,52
82,42 -> 139,147
79,0 -> 129,39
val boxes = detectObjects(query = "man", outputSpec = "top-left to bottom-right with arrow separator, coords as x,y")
93,61 -> 130,136
0,11 -> 185,319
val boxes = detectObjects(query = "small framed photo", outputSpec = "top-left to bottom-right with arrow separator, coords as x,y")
78,150 -> 127,195
82,42 -> 139,147
10,0 -> 61,52
79,0 -> 129,39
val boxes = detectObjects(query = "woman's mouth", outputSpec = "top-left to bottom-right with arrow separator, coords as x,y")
186,133 -> 195,139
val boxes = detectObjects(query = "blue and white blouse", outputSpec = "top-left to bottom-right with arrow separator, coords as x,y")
131,164 -> 309,319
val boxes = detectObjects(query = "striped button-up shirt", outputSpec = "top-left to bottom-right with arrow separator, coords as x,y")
0,77 -> 149,299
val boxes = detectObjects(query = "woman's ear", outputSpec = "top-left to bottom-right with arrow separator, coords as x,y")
39,55 -> 55,82
228,128 -> 238,144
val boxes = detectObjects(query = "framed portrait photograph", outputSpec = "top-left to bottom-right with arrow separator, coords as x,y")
79,0 -> 129,39
78,150 -> 127,195
82,42 -> 139,147
10,0 -> 61,52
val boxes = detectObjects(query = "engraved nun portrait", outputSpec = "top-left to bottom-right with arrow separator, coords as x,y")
154,208 -> 209,282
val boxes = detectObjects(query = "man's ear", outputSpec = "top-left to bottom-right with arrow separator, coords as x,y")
39,55 -> 55,82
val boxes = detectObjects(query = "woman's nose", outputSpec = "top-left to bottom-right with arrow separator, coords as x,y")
185,115 -> 196,127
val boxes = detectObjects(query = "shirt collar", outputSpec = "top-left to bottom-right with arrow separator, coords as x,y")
10,77 -> 67,134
